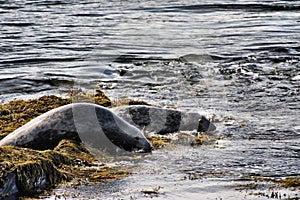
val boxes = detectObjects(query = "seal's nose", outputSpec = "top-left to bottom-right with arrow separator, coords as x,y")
134,136 -> 152,153
140,142 -> 152,153
133,144 -> 152,153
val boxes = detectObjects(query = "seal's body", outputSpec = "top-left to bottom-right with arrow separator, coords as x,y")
111,105 -> 216,134
0,103 -> 152,153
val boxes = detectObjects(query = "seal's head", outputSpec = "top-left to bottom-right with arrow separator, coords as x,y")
72,103 -> 152,154
99,110 -> 153,153
108,126 -> 153,153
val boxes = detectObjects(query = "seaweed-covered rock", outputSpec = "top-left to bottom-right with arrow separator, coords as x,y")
0,145 -> 70,199
16,160 -> 65,196
0,91 -> 147,199
0,138 -> 133,199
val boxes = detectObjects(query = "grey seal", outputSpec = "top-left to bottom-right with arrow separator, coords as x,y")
111,105 -> 216,134
0,103 -> 152,153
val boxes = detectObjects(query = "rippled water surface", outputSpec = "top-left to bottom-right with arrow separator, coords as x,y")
1,0 -> 300,199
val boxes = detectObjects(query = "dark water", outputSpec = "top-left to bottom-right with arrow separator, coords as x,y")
1,0 -> 300,199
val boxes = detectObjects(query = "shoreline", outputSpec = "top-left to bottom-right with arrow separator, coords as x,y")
0,90 -> 299,199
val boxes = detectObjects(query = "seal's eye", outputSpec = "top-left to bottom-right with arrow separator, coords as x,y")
134,136 -> 140,141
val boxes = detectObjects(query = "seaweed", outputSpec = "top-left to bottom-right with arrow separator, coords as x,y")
0,144 -> 70,198
0,95 -> 71,140
0,139 -> 132,199
238,176 -> 300,194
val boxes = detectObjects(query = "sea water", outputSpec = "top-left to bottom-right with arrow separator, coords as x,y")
0,0 -> 299,199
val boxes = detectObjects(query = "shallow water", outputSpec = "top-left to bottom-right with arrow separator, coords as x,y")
0,0 -> 300,199
42,140 -> 300,199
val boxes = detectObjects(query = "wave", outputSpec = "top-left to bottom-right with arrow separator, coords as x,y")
139,3 -> 300,12
0,57 -> 82,65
